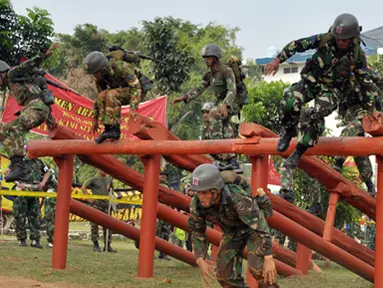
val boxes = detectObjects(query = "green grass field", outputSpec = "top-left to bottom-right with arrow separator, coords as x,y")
0,235 -> 373,288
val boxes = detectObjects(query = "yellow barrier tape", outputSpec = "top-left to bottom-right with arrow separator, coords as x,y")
0,190 -> 142,205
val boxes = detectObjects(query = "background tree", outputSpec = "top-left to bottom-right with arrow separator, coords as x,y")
0,1 -> 54,65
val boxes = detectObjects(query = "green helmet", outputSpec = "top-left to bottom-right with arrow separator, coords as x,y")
330,13 -> 360,39
0,60 -> 10,73
191,164 -> 225,192
84,51 -> 109,74
201,102 -> 215,112
201,44 -> 223,59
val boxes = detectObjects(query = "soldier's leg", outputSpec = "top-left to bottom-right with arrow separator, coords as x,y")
1,104 -> 49,182
99,203 -> 117,253
90,203 -> 102,252
28,197 -> 42,248
283,85 -> 339,171
44,197 -> 56,246
278,80 -> 316,152
159,227 -> 171,259
208,108 -> 237,170
13,197 -> 27,246
95,88 -> 125,144
216,234 -> 247,287
247,232 -> 279,288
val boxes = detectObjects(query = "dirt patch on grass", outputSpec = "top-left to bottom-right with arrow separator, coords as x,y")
0,275 -> 77,288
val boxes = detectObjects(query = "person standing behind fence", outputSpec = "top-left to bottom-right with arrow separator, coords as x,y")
82,169 -> 116,253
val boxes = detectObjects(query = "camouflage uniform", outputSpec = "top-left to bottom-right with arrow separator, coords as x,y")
277,33 -> 377,196
188,184 -> 274,287
12,158 -> 50,244
83,175 -> 114,246
333,72 -> 380,195
13,196 -> 41,242
366,221 -> 375,251
43,169 -> 58,244
185,62 -> 238,166
93,58 -> 142,126
0,54 -> 56,159
277,33 -> 375,148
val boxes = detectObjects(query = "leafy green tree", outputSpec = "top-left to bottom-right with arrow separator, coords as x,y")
0,1 -> 54,65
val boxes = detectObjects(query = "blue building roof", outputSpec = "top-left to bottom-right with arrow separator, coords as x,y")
256,26 -> 383,65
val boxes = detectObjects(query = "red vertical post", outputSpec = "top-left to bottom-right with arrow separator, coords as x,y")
323,193 -> 340,241
375,156 -> 383,287
52,155 -> 74,270
296,244 -> 310,274
138,155 -> 160,278
247,156 -> 269,288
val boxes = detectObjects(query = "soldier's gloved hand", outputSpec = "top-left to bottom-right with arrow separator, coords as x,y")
172,94 -> 187,105
263,255 -> 277,285
196,257 -> 215,287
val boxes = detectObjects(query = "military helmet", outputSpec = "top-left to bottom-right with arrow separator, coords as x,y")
191,164 -> 225,192
201,44 -> 223,59
0,60 -> 10,73
84,51 -> 109,74
201,102 -> 215,112
330,13 -> 360,39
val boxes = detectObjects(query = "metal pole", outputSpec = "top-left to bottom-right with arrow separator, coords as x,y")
374,155 -> 383,287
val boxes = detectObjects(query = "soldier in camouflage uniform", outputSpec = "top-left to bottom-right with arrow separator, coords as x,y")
365,219 -> 375,251
265,14 -> 377,196
188,164 -> 278,288
200,102 -> 216,140
84,51 -> 142,143
82,170 -> 116,252
0,44 -> 59,182
157,169 -> 172,260
333,69 -> 383,196
7,158 -> 54,249
173,44 -> 241,171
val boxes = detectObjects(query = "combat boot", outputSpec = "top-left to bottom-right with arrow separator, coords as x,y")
95,125 -> 121,144
5,156 -> 30,182
159,253 -> 171,260
93,241 -> 101,252
104,245 -> 117,253
18,240 -> 27,247
277,127 -> 296,152
283,143 -> 308,170
365,179 -> 376,197
31,240 -> 43,249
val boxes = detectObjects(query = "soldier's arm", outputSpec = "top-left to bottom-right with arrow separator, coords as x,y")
7,52 -> 46,79
118,61 -> 142,111
184,72 -> 211,103
234,193 -> 273,256
81,178 -> 94,194
356,53 -> 378,110
277,34 -> 326,63
188,195 -> 209,259
222,67 -> 238,112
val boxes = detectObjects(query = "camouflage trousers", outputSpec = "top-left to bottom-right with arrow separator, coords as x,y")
281,79 -> 340,147
95,87 -> 141,125
0,99 -> 54,157
156,220 -> 171,257
205,107 -> 236,165
13,197 -> 41,241
366,224 -> 375,251
91,200 -> 112,243
44,197 -> 56,243
334,119 -> 373,183
216,231 -> 273,288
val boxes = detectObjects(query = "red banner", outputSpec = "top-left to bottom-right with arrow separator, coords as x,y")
2,74 -> 167,140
